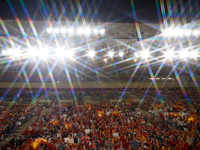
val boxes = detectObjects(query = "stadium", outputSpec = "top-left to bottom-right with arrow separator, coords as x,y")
0,0 -> 200,149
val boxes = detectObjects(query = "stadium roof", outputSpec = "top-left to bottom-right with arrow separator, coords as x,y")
0,0 -> 199,82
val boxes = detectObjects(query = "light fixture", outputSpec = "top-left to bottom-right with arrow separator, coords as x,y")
93,29 -> 99,34
38,48 -> 49,59
134,52 -> 139,57
65,49 -> 74,59
104,58 -> 107,62
119,52 -> 124,57
77,28 -> 83,35
55,47 -> 65,58
99,29 -> 105,35
164,50 -> 174,59
47,28 -> 52,33
134,59 -> 137,62
68,28 -> 74,34
140,49 -> 150,59
60,28 -> 67,34
184,30 -> 192,36
179,50 -> 189,59
12,49 -> 21,58
54,28 -> 60,33
27,47 -> 37,58
190,50 -> 198,59
1,50 -> 7,55
83,27 -> 91,36
87,50 -> 95,58
193,30 -> 200,36
108,51 -> 114,58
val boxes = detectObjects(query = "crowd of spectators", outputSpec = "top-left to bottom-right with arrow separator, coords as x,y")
0,102 -> 36,140
1,101 -> 199,150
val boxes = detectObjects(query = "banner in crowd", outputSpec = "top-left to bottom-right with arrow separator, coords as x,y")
31,138 -> 47,150
186,115 -> 198,124
168,112 -> 180,117
172,104 -> 183,110
111,110 -> 120,116
53,120 -> 60,126
96,110 -> 104,114
65,122 -> 72,129
126,103 -> 131,106
128,98 -> 134,101
85,104 -> 91,110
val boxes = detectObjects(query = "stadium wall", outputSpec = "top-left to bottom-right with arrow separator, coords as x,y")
0,81 -> 196,88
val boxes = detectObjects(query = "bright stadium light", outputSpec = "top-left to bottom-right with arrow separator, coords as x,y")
1,50 -> 7,55
99,29 -> 105,35
47,28 -> 52,33
60,28 -> 67,34
134,52 -> 139,57
140,49 -> 150,59
93,29 -> 99,34
179,50 -> 189,59
184,30 -> 192,36
55,47 -> 65,58
87,50 -> 95,58
27,48 -> 37,58
54,28 -> 59,33
190,50 -> 198,59
77,28 -> 83,35
68,28 -> 74,34
12,49 -> 21,58
65,49 -> 74,58
108,51 -> 114,58
38,48 -> 49,59
83,27 -> 91,36
164,50 -> 174,59
193,30 -> 200,36
119,52 -> 124,57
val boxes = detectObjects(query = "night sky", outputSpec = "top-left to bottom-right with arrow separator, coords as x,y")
0,0 -> 199,23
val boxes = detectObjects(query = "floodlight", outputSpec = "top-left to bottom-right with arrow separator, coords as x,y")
47,28 -> 52,33
7,50 -> 13,55
60,28 -> 67,34
164,50 -> 174,59
134,52 -> 139,57
179,50 -> 189,59
162,29 -> 174,37
38,48 -> 49,59
1,50 -> 7,55
93,29 -> 99,34
119,52 -> 124,57
12,49 -> 21,58
190,50 -> 198,59
140,49 -> 150,59
108,51 -> 114,58
193,30 -> 200,36
55,47 -> 65,58
27,48 -> 37,58
83,27 -> 91,36
104,58 -> 107,62
77,28 -> 83,35
65,49 -> 74,58
54,28 -> 59,33
68,28 -> 74,34
184,30 -> 192,36
87,50 -> 95,58
99,29 -> 105,35
134,59 -> 137,62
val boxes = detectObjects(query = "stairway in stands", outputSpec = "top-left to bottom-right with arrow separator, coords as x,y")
15,108 -> 51,137
0,108 -> 51,146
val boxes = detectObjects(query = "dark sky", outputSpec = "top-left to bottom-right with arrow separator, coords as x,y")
0,0 -> 199,23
